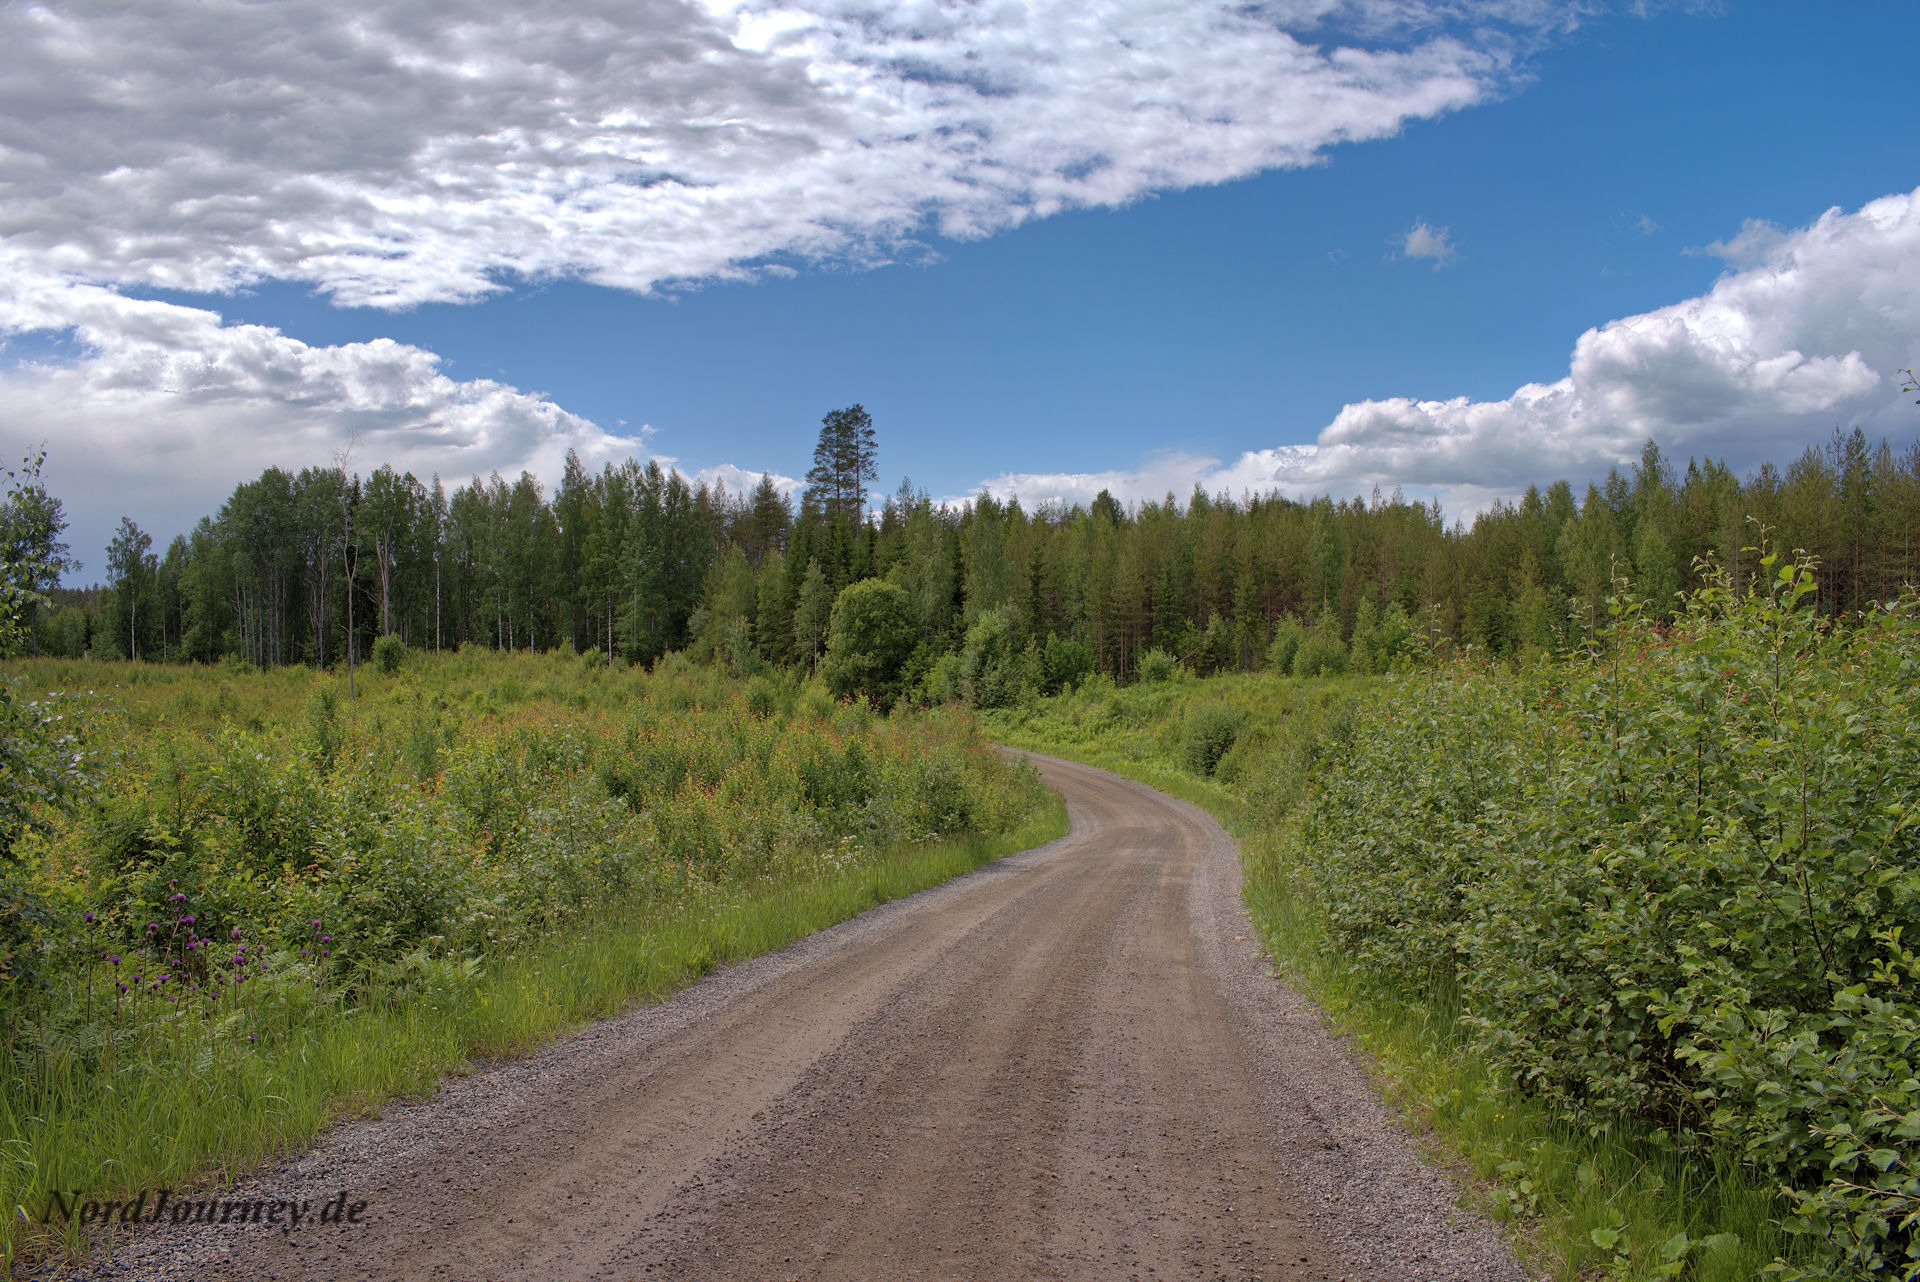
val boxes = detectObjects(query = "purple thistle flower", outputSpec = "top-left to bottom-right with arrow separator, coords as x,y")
321,936 -> 332,943
83,911 -> 94,923
169,892 -> 186,903
230,926 -> 242,940
116,983 -> 126,992
108,956 -> 121,965
311,919 -> 322,928
178,915 -> 195,925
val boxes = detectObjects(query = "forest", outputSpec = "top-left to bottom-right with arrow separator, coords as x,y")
17,404 -> 1920,692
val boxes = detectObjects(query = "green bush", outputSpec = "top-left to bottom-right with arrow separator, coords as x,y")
1134,648 -> 1179,683
1180,705 -> 1243,777
1266,616 -> 1305,674
1290,605 -> 1347,678
821,578 -> 916,708
1287,558 -> 1920,1276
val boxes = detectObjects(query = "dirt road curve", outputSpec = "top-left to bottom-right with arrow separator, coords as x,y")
85,752 -> 1527,1282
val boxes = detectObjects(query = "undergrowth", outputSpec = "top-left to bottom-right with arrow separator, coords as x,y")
0,651 -> 1062,1273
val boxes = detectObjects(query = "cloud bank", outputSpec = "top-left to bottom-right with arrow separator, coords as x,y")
0,0 -> 1520,308
0,0 -> 1552,559
977,188 -> 1920,518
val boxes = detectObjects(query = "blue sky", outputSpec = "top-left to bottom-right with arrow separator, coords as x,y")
3,1 -> 1918,572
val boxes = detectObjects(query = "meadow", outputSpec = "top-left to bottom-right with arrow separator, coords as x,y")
986,554 -> 1920,1281
0,647 -> 1062,1271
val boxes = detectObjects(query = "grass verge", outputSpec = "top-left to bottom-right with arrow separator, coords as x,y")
9,793 -> 1067,1274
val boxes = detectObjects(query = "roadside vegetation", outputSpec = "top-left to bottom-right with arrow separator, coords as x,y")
988,551 -> 1920,1281
0,650 -> 1060,1271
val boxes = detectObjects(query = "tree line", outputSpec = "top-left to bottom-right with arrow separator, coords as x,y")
15,411 -> 1920,699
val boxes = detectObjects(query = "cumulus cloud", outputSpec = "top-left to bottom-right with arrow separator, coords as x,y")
0,257 -> 649,564
1399,220 -> 1457,265
0,0 -> 1569,559
0,0 -> 1526,308
692,462 -> 802,501
978,187 -> 1920,520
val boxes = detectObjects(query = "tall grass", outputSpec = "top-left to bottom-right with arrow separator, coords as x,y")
1,652 -> 1062,1273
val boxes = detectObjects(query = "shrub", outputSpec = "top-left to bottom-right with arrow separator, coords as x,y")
372,634 -> 406,675
1180,705 -> 1243,777
1288,558 -> 1920,1275
1134,648 -> 1179,683
820,579 -> 915,708
1266,616 -> 1305,674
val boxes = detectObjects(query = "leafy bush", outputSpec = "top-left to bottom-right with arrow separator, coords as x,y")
1291,605 -> 1348,678
1266,616 -> 1305,674
1041,633 -> 1094,695
821,578 -> 915,708
1286,556 -> 1920,1276
1134,648 -> 1179,683
372,634 -> 407,674
1181,705 -> 1243,778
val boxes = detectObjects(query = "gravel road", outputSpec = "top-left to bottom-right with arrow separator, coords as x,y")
51,751 -> 1530,1282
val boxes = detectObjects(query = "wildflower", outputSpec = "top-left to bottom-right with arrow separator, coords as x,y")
146,923 -> 159,933
230,926 -> 242,940
299,949 -> 308,957
312,919 -> 322,928
130,974 -> 141,983
177,915 -> 195,925
108,956 -> 121,965
169,892 -> 187,903
321,936 -> 332,943
83,911 -> 94,923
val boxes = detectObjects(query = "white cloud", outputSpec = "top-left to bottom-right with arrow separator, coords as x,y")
0,0 -> 1560,561
692,462 -> 802,501
0,259 -> 649,565
978,187 -> 1920,520
0,0 -> 1522,309
1400,220 -> 1457,265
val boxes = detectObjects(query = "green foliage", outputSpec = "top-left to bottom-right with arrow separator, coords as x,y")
1134,648 -> 1180,683
0,449 -> 78,658
952,606 -> 1038,709
1266,616 -> 1305,674
1040,633 -> 1094,695
1180,704 -> 1243,778
820,577 -> 916,707
1282,556 -> 1920,1277
1291,604 -> 1348,678
0,652 -> 1054,1269
372,633 -> 407,675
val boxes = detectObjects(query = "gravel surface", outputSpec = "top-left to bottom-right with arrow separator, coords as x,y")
35,752 -> 1533,1282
